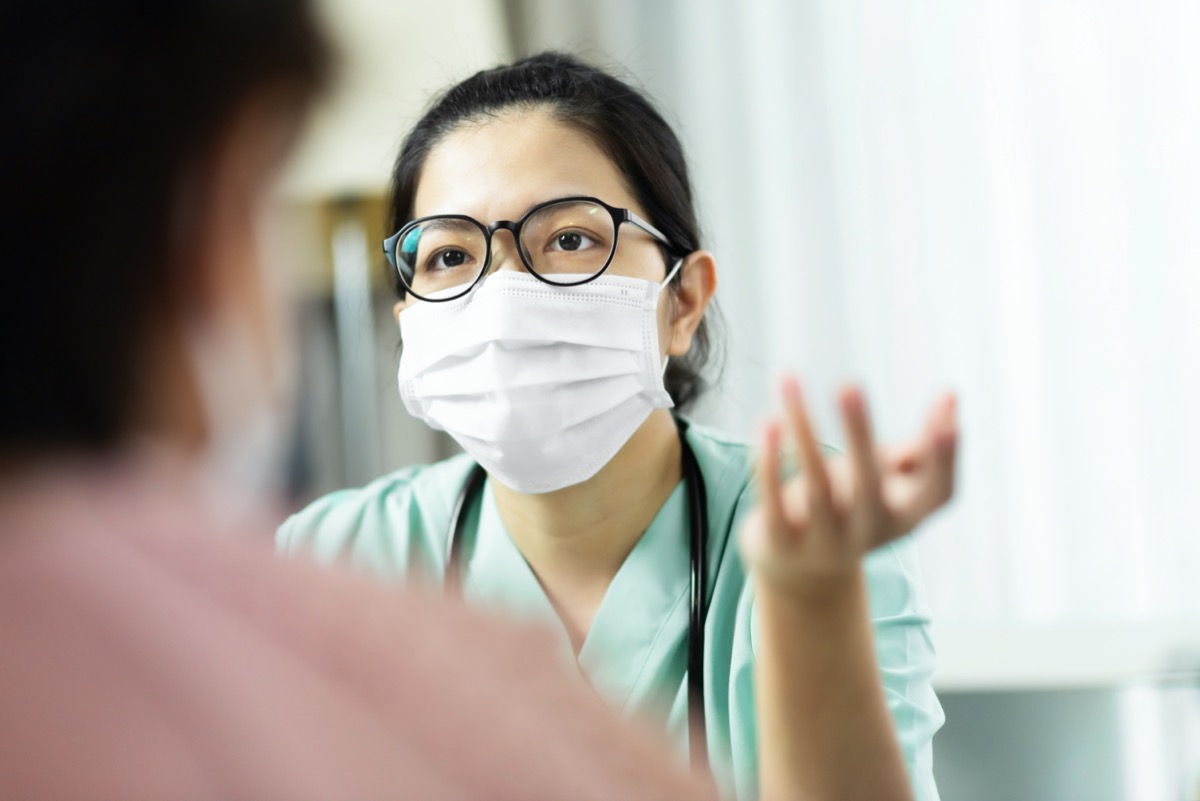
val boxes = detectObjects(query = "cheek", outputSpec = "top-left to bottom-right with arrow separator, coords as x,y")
655,291 -> 677,355
217,200 -> 292,394
230,217 -> 275,364
253,209 -> 296,379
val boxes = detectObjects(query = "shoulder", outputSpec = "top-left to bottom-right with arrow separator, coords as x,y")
682,421 -> 759,615
276,453 -> 478,578
683,420 -> 756,502
684,419 -> 842,512
682,421 -> 759,560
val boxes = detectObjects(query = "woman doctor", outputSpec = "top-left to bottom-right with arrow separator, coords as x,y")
279,52 -> 957,801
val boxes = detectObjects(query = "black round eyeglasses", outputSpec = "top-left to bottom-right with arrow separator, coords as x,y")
382,195 -> 679,302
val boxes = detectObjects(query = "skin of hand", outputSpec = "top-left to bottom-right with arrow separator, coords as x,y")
740,377 -> 958,596
740,375 -> 957,801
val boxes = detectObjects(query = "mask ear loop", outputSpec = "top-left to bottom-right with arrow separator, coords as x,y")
659,257 -> 685,291
658,256 -> 686,375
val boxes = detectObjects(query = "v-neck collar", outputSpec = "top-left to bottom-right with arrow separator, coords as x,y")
461,478 -> 692,711
461,480 -> 564,644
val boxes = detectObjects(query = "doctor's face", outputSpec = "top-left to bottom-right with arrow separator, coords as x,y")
407,107 -> 681,355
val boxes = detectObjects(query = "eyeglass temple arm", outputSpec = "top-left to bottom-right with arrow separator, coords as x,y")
382,231 -> 402,268
624,209 -> 675,251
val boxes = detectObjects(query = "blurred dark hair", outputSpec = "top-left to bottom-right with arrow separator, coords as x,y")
0,0 -> 330,456
388,51 -> 723,412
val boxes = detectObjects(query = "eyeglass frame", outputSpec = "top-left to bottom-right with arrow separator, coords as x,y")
382,195 -> 682,302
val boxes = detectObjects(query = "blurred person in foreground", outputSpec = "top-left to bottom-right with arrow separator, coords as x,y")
0,2 -> 715,799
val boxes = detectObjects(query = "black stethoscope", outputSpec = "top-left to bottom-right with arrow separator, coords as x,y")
444,415 -> 711,771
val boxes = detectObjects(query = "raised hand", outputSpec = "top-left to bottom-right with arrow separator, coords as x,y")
739,376 -> 957,596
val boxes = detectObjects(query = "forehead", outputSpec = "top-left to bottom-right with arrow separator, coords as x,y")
412,107 -> 645,222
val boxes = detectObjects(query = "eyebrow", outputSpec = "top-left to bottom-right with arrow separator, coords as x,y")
416,217 -> 477,234
420,194 -> 594,225
513,195 -> 579,220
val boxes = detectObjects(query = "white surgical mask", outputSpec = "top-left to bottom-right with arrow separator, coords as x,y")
397,264 -> 681,494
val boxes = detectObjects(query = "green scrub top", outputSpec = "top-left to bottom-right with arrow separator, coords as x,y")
277,421 -> 944,801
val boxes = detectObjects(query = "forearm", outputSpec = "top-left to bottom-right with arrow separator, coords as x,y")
755,572 -> 913,801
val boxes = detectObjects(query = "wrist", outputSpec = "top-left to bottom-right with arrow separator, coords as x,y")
755,567 -> 868,613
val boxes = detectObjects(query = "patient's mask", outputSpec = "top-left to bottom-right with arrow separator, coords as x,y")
397,265 -> 680,493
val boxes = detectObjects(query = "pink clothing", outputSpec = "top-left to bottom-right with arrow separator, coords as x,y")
0,457 -> 713,801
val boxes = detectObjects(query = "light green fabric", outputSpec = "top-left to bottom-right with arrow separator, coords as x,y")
278,422 -> 944,800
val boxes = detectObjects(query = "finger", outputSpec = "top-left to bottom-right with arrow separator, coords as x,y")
880,440 -> 923,474
888,393 -> 959,530
929,392 -> 959,456
889,476 -> 953,533
825,455 -> 854,497
929,391 -> 958,501
756,420 -> 791,548
918,392 -> 958,497
884,392 -> 958,475
781,376 -> 832,512
839,385 -> 882,511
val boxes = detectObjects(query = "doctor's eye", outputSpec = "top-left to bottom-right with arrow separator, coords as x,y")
426,248 -> 473,271
548,230 -> 601,253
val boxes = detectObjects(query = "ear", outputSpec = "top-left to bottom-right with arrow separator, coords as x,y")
665,250 -> 717,357
393,297 -> 415,324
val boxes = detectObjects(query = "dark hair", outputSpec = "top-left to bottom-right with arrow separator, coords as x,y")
388,51 -> 722,411
0,0 -> 330,456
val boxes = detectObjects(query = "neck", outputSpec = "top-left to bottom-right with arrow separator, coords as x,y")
491,409 -> 683,646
